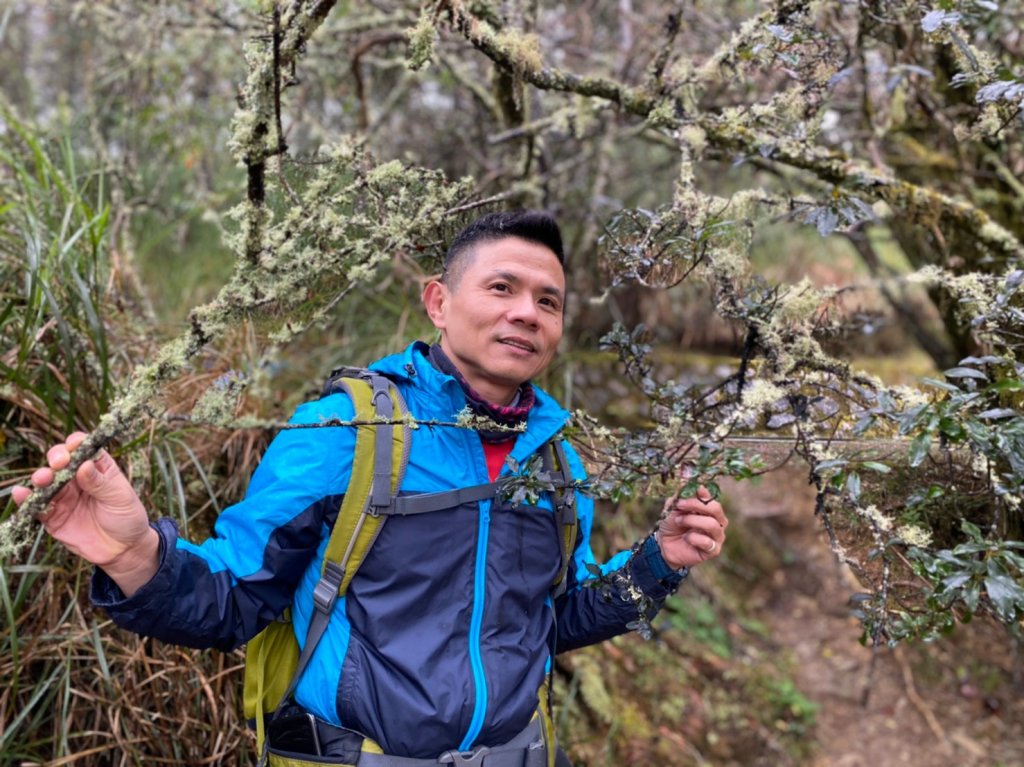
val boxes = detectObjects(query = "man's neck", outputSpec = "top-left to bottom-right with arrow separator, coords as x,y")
425,344 -> 535,444
437,342 -> 516,405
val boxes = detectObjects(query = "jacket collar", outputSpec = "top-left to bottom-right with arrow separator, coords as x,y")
371,342 -> 571,464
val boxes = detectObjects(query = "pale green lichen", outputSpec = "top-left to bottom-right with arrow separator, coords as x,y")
741,379 -> 787,410
191,373 -> 247,427
454,406 -> 526,434
903,264 -> 945,286
891,384 -> 931,410
857,504 -> 894,532
405,11 -> 437,71
366,159 -> 407,188
677,124 -> 707,155
574,654 -> 615,724
948,272 -> 996,315
493,29 -> 543,76
776,277 -> 828,324
895,524 -> 933,548
645,98 -> 677,130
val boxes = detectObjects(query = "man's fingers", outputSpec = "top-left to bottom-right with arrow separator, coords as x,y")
11,485 -> 31,505
46,443 -> 71,470
31,466 -> 55,488
76,459 -> 104,493
684,531 -> 717,554
91,449 -> 117,477
65,431 -> 88,452
672,512 -> 722,535
668,499 -> 727,527
44,432 -> 91,471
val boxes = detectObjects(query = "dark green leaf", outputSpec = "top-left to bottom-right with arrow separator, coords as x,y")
1003,551 -> 1024,571
976,408 -> 1017,419
941,572 -> 971,590
936,550 -> 967,566
922,377 -> 960,393
908,432 -> 931,467
846,471 -> 862,502
943,367 -> 988,380
963,583 -> 981,613
861,461 -> 892,474
938,417 -> 965,440
961,519 -> 984,541
985,574 -> 1023,622
952,542 -> 992,555
959,355 -> 1004,366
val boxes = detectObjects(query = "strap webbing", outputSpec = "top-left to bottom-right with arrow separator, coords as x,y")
280,563 -> 344,713
390,482 -> 504,515
369,375 -> 394,512
545,441 -> 577,600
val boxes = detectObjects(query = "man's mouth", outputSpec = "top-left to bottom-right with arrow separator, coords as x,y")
498,337 -> 536,353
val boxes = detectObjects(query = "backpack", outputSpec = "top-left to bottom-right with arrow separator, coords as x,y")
242,368 -> 579,758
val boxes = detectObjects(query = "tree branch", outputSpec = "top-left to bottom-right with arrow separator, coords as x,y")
450,5 -> 1024,262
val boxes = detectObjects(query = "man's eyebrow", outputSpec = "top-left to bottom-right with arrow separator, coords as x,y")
489,270 -> 564,300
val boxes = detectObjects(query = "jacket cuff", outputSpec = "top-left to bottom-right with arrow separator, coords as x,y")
632,534 -> 688,595
90,518 -> 177,611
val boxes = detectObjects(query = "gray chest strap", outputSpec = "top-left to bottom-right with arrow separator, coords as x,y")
387,482 -> 505,515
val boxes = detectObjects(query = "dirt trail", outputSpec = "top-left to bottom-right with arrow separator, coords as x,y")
723,468 -> 1024,767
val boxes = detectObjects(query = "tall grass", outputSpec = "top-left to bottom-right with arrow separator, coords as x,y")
0,109 -> 252,766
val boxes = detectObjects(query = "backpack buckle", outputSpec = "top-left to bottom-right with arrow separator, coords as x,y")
313,562 -> 343,613
439,746 -> 490,765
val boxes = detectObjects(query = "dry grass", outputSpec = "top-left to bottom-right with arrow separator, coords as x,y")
0,107 -> 264,767
1,552 -> 251,766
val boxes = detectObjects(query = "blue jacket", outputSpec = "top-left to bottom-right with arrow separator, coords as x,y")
92,342 -> 683,758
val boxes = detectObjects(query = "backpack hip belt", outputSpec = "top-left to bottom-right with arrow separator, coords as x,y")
265,715 -> 548,767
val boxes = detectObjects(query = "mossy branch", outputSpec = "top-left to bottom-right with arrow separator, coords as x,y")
450,5 -> 1024,262
0,1 -> 477,558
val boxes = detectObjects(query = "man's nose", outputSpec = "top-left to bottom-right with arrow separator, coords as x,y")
507,295 -> 539,326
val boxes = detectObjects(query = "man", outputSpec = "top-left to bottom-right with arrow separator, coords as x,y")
14,211 -> 727,765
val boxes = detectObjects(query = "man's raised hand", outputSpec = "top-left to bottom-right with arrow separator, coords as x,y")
656,485 -> 729,570
11,432 -> 159,596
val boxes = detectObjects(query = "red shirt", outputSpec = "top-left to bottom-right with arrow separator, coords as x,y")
482,440 -> 515,482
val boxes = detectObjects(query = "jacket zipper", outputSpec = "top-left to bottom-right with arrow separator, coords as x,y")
460,496 -> 490,751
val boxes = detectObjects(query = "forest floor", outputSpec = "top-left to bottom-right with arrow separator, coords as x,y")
724,468 -> 1024,767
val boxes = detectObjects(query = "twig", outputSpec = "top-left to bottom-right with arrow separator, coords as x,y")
895,645 -> 952,752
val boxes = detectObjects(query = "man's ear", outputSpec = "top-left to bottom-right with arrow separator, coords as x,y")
422,279 -> 448,330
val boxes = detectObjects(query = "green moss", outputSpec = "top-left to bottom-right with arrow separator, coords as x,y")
405,12 -> 437,71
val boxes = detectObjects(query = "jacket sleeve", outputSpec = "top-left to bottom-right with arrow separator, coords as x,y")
553,442 -> 686,654
90,393 -> 358,652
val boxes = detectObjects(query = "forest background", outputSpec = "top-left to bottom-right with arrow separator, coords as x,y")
1,1 -> 1023,765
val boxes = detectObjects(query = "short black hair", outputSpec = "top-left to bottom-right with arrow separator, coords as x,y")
443,210 -> 565,285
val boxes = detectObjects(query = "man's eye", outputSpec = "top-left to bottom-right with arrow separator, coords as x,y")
491,283 -> 510,292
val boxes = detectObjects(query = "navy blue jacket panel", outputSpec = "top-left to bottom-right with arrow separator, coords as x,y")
91,342 -> 682,757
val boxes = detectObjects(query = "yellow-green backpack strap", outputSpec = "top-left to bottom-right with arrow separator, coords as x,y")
536,682 -> 559,767
244,615 -> 300,753
321,377 -> 381,588
546,439 -> 578,599
244,371 -> 409,760
320,373 -> 409,593
293,373 -> 408,671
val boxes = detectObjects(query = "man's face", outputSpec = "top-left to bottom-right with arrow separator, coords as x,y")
423,236 -> 565,404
